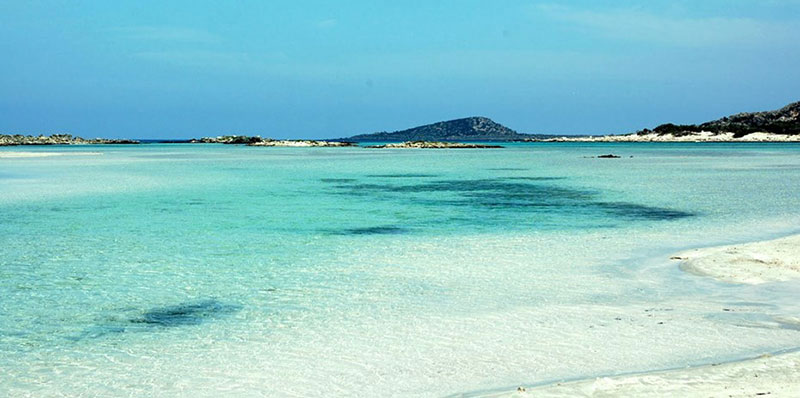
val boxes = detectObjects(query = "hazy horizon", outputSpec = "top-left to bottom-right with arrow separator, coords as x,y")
2,1 -> 799,139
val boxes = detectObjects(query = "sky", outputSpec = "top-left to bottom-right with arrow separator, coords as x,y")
1,1 -> 799,139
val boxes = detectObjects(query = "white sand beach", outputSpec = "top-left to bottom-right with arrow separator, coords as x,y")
475,234 -> 800,397
674,234 -> 800,285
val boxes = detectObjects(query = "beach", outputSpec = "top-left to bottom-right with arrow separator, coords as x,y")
477,233 -> 800,397
492,350 -> 800,397
2,143 -> 800,397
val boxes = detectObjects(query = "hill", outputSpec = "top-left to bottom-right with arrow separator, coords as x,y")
346,117 -> 531,141
639,101 -> 800,138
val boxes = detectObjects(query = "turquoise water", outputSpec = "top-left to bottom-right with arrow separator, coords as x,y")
2,143 -> 800,397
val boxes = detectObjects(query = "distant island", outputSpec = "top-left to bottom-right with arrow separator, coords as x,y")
541,101 -> 800,142
0,134 -> 139,146
344,116 -> 541,142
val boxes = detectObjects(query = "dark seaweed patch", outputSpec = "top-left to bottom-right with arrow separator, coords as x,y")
131,299 -> 241,327
328,178 -> 695,224
335,179 -> 585,203
337,225 -> 409,235
366,173 -> 440,178
595,202 -> 695,220
320,178 -> 358,183
502,176 -> 566,181
67,299 -> 241,341
337,179 -> 592,197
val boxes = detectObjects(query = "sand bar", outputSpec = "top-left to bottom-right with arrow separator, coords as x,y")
673,234 -> 800,285
0,151 -> 103,158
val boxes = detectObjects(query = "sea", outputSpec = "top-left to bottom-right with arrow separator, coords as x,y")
1,142 -> 800,397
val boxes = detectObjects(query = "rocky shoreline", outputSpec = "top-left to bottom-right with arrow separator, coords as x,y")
0,134 -> 139,146
365,141 -> 503,149
536,101 -> 800,142
248,140 -> 356,147
535,131 -> 800,143
192,135 -> 356,147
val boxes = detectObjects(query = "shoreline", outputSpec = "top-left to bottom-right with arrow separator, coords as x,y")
463,348 -> 800,397
456,232 -> 800,397
534,131 -> 800,143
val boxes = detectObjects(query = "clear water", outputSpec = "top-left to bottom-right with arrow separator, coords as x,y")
1,143 -> 800,397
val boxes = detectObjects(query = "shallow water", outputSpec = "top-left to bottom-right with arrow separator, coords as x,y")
1,143 -> 800,397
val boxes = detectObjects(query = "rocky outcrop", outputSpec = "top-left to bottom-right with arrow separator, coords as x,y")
0,134 -> 139,146
192,135 -> 356,147
347,117 -> 527,141
247,140 -> 357,147
191,135 -> 263,144
365,141 -> 503,149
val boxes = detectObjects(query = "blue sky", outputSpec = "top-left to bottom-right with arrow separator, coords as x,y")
1,1 -> 799,139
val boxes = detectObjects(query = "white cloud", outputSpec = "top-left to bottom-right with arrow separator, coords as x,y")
534,4 -> 799,47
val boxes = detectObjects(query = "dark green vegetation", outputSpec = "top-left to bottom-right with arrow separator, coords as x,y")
638,101 -> 800,137
347,117 -> 535,141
